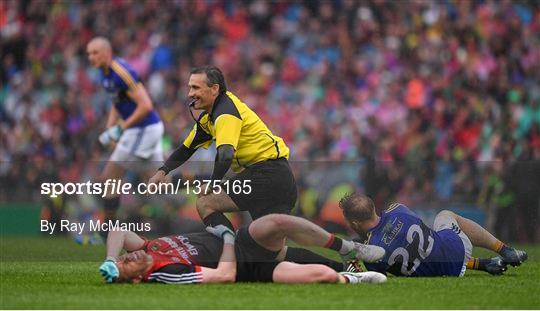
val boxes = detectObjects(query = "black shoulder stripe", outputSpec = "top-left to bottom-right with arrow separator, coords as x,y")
192,122 -> 213,147
210,94 -> 241,122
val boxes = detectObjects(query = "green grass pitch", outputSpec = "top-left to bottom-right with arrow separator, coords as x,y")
1,236 -> 538,309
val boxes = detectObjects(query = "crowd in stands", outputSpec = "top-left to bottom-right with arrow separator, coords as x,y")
1,0 -> 539,241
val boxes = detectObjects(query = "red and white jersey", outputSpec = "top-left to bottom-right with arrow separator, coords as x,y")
142,232 -> 222,284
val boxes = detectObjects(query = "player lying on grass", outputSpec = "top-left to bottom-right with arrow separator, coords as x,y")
99,214 -> 387,284
339,193 -> 528,277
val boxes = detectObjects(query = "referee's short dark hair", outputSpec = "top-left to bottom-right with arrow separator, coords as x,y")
190,65 -> 227,94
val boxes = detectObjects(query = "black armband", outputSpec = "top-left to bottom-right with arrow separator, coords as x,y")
210,144 -> 234,181
159,145 -> 196,175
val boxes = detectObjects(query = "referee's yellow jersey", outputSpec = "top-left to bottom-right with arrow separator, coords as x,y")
182,91 -> 289,172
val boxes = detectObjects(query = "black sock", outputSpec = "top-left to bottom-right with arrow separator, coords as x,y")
477,258 -> 492,271
499,245 -> 513,255
103,197 -> 120,217
325,234 -> 344,253
203,212 -> 235,232
101,197 -> 120,239
285,247 -> 344,272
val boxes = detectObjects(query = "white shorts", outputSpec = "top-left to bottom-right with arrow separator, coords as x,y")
433,211 -> 473,277
110,122 -> 164,168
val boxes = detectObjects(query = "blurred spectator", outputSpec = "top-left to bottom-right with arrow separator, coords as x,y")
1,0 -> 539,241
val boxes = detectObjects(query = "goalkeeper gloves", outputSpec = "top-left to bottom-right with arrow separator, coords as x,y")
206,225 -> 236,244
99,125 -> 123,146
99,259 -> 119,283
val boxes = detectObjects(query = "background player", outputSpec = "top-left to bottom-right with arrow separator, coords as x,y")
339,193 -> 528,277
86,37 -> 164,231
98,214 -> 387,284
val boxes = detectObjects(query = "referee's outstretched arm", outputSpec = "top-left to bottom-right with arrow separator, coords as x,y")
148,144 -> 196,185
158,145 -> 197,176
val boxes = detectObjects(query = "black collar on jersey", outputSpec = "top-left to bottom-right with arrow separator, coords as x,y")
209,92 -> 226,122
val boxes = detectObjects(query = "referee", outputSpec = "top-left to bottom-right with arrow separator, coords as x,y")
149,66 -> 355,271
150,65 -> 296,229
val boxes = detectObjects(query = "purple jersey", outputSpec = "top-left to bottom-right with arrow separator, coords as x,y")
100,58 -> 160,127
364,203 -> 465,277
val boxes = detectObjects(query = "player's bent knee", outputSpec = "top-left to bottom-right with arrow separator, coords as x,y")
436,210 -> 456,219
254,214 -> 283,229
434,210 -> 459,231
262,214 -> 291,228
250,215 -> 288,241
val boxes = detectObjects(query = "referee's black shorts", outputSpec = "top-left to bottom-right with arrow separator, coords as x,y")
235,226 -> 280,282
227,158 -> 297,220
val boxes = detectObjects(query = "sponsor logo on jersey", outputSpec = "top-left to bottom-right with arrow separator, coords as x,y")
154,235 -> 200,265
382,218 -> 403,245
177,235 -> 199,256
